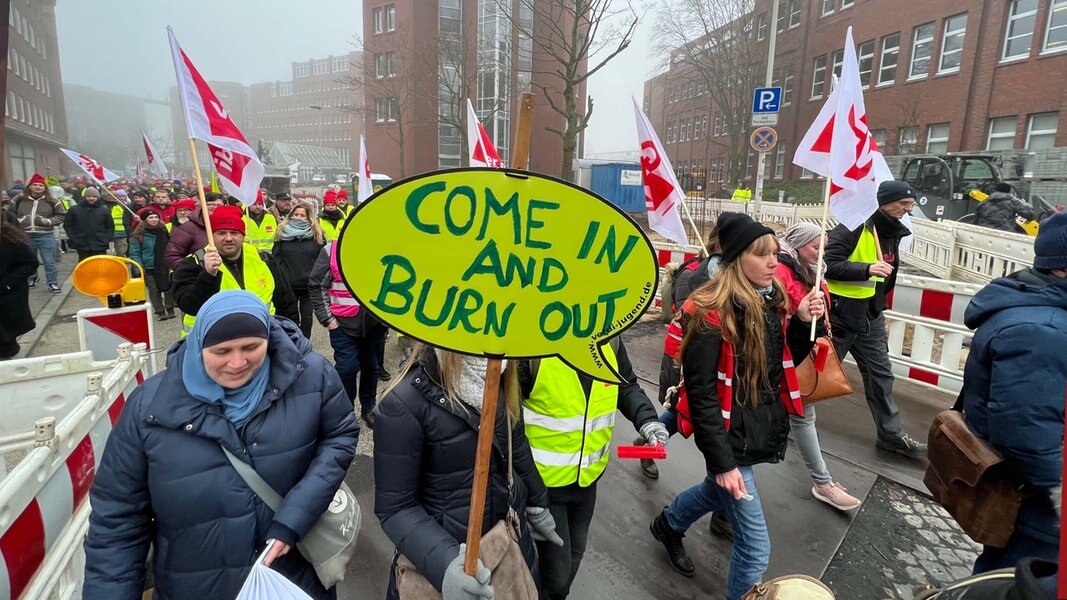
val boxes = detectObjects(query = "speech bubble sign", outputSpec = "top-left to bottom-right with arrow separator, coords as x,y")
336,168 -> 658,383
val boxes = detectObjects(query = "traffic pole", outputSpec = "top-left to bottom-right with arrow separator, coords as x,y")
752,0 -> 780,216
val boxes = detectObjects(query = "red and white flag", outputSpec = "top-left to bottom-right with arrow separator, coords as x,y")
467,99 -> 504,168
141,131 -> 168,178
168,27 -> 264,205
793,27 -> 894,230
136,160 -> 146,181
633,98 -> 690,247
357,134 -> 373,203
60,148 -> 121,184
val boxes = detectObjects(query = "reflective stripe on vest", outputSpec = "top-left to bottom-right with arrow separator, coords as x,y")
111,204 -> 126,233
523,347 -> 619,488
826,226 -> 884,299
243,213 -> 278,251
327,241 -> 361,318
320,218 -> 342,241
181,243 -> 275,336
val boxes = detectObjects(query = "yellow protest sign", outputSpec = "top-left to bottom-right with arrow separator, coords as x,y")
337,169 -> 657,383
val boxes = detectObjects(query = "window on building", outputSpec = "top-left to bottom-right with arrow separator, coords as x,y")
375,52 -> 396,78
899,126 -> 919,153
879,33 -> 900,86
375,97 -> 387,122
332,56 -> 348,72
783,67 -> 795,105
821,0 -> 835,16
10,143 -> 34,184
12,6 -> 19,35
774,143 -> 787,178
986,116 -> 1017,150
871,129 -> 888,150
757,13 -> 768,40
811,55 -> 827,99
386,5 -> 396,31
10,49 -> 18,77
926,123 -> 950,153
27,24 -> 34,49
373,7 -> 384,33
666,121 -> 675,143
939,13 -> 968,73
1004,0 -> 1038,60
1026,112 -> 1059,149
909,22 -> 935,79
1045,0 -> 1067,53
840,0 -> 854,8
714,113 -> 723,136
16,96 -> 23,122
295,62 -> 309,78
789,0 -> 801,28
746,149 -> 756,178
857,40 -> 875,87
831,49 -> 844,78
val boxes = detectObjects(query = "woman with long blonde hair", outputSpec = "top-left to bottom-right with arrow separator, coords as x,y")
649,214 -> 825,600
272,200 -> 325,338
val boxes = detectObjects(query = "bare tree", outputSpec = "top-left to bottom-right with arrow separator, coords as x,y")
498,0 -> 638,180
655,0 -> 763,184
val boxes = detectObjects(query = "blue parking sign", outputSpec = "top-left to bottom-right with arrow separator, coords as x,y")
752,87 -> 782,114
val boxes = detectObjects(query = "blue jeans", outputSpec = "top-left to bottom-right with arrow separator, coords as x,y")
329,327 -> 384,416
665,466 -> 770,600
658,410 -> 679,437
28,235 -> 58,285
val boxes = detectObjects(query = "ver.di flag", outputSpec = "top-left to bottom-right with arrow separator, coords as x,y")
141,131 -> 168,178
168,26 -> 264,205
357,134 -> 373,203
633,98 -> 689,247
60,148 -> 121,184
467,98 -> 503,168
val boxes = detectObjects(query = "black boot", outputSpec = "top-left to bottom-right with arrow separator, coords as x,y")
362,409 -> 376,430
650,509 -> 695,577
633,436 -> 659,480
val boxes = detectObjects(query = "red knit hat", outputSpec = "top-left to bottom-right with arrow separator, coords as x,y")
28,173 -> 46,186
323,189 -> 337,206
337,189 -> 348,200
173,199 -> 197,212
209,205 -> 245,235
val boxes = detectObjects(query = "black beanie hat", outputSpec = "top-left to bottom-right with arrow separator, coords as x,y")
877,180 -> 918,205
202,313 -> 269,347
718,213 -> 776,263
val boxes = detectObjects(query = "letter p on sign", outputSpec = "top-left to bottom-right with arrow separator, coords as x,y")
752,87 -> 782,114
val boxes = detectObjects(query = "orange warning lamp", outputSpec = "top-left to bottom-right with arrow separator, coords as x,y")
72,256 -> 147,307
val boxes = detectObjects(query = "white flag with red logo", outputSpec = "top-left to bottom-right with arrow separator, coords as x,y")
60,148 -> 121,184
141,131 -> 168,178
168,27 -> 264,205
793,27 -> 894,230
467,99 -> 504,168
633,98 -> 690,247
357,134 -> 373,203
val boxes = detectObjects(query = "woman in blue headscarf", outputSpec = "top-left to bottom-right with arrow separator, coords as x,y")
83,290 -> 359,600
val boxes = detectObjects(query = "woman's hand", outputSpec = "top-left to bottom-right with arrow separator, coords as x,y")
714,468 -> 750,501
263,539 -> 291,567
796,288 -> 825,323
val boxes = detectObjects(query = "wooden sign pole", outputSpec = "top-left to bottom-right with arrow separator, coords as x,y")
187,139 -> 215,245
463,92 -> 537,576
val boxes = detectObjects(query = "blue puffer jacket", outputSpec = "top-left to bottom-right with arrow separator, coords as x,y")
83,318 -> 359,599
963,268 -> 1067,489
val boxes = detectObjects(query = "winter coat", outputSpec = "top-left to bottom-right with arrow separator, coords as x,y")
10,192 -> 65,236
129,225 -> 173,291
307,244 -> 385,339
63,200 -> 115,252
272,237 -> 324,294
0,238 -> 38,344
962,268 -> 1067,490
82,318 -> 359,600
374,350 -> 547,598
974,192 -> 1036,233
824,210 -> 911,332
170,249 -> 301,324
164,209 -> 209,270
671,254 -> 720,312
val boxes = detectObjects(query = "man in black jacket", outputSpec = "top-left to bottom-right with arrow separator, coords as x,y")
63,187 -> 114,261
824,180 -> 926,458
974,184 -> 1036,233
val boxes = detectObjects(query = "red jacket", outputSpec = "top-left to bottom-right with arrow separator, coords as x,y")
774,252 -> 831,315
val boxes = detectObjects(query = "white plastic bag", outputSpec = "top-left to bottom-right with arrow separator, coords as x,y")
236,542 -> 313,600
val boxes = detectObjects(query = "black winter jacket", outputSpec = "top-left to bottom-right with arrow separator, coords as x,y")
824,210 -> 910,332
63,200 -> 115,252
974,192 -> 1036,233
83,318 -> 359,599
374,350 -> 548,598
272,237 -> 324,294
171,249 -> 300,324
0,238 -> 38,344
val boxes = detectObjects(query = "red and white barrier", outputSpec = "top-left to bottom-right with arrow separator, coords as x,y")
654,242 -> 701,308
77,304 -> 157,375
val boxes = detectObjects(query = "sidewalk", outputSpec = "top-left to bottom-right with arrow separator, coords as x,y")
15,247 -> 78,359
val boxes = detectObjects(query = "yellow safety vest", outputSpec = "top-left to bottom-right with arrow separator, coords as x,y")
731,188 -> 752,202
826,226 -> 885,299
111,204 -> 126,234
181,243 -> 275,337
523,345 -> 620,488
243,212 -> 279,251
320,216 -> 344,241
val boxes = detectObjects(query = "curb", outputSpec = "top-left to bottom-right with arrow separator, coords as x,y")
15,271 -> 77,360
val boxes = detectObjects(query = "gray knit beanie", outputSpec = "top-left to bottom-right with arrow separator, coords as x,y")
780,222 -> 823,255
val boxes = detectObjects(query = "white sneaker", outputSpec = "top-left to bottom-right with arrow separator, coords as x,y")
812,483 -> 862,511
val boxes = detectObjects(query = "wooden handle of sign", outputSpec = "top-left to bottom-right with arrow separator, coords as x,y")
871,224 -> 883,260
188,138 -> 214,245
810,178 -> 832,341
510,93 -> 536,171
463,358 -> 503,576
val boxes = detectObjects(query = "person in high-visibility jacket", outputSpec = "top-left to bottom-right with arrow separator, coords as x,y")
319,191 -> 346,241
518,340 -> 665,600
824,180 -> 925,459
335,189 -> 353,217
171,205 -> 299,337
107,190 -> 129,256
730,182 -> 752,203
243,190 -> 279,251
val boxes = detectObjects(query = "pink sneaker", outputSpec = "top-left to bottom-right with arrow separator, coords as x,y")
812,483 -> 862,511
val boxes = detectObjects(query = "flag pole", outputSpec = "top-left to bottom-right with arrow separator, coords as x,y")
810,176 -> 832,341
98,185 -> 140,219
187,138 -> 214,245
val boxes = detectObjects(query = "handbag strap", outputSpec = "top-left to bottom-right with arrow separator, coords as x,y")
506,405 -> 514,492
221,445 -> 283,512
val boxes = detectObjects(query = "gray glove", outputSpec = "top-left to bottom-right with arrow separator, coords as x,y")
525,506 -> 564,546
442,543 -> 494,600
640,420 -> 670,448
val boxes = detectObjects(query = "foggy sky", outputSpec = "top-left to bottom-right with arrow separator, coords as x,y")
55,0 -> 660,156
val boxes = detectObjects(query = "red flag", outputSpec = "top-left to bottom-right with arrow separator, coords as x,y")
60,148 -> 120,184
141,131 -> 168,178
168,27 -> 264,204
467,99 -> 504,168
633,98 -> 690,246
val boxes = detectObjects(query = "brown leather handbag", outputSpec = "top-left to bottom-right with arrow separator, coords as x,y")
741,574 -> 836,599
795,322 -> 853,403
923,390 -> 1023,548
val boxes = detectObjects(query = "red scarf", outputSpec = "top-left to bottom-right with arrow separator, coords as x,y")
668,301 -> 803,438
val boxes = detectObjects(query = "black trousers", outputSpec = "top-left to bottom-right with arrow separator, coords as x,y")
537,481 -> 599,600
294,289 -> 314,339
76,250 -> 106,262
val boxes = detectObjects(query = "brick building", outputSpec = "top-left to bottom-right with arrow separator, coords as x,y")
4,0 -> 68,187
361,0 -> 585,179
64,84 -> 173,172
644,0 -> 1067,191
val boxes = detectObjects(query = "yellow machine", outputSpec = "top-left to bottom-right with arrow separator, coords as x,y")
71,256 -> 147,307
967,189 -> 1040,236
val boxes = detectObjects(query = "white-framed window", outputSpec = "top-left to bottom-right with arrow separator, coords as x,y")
909,22 -> 935,80
714,113 -> 724,136
777,0 -> 787,33
840,0 -> 854,8
879,33 -> 900,86
1003,0 -> 1038,61
386,5 -> 396,31
811,55 -> 827,99
939,13 -> 968,73
375,52 -> 395,78
782,67 -> 795,105
373,6 -> 384,34
757,13 -> 768,40
788,0 -> 801,28
871,129 -> 888,150
899,126 -> 919,153
986,116 -> 1017,150
11,48 -> 18,76
831,49 -> 844,78
1026,112 -> 1059,149
858,40 -> 875,87
332,56 -> 348,72
294,62 -> 310,78
1044,0 -> 1067,53
821,0 -> 835,16
774,143 -> 786,179
926,123 -> 950,153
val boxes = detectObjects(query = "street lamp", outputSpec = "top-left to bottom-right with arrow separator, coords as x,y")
309,105 -> 325,183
